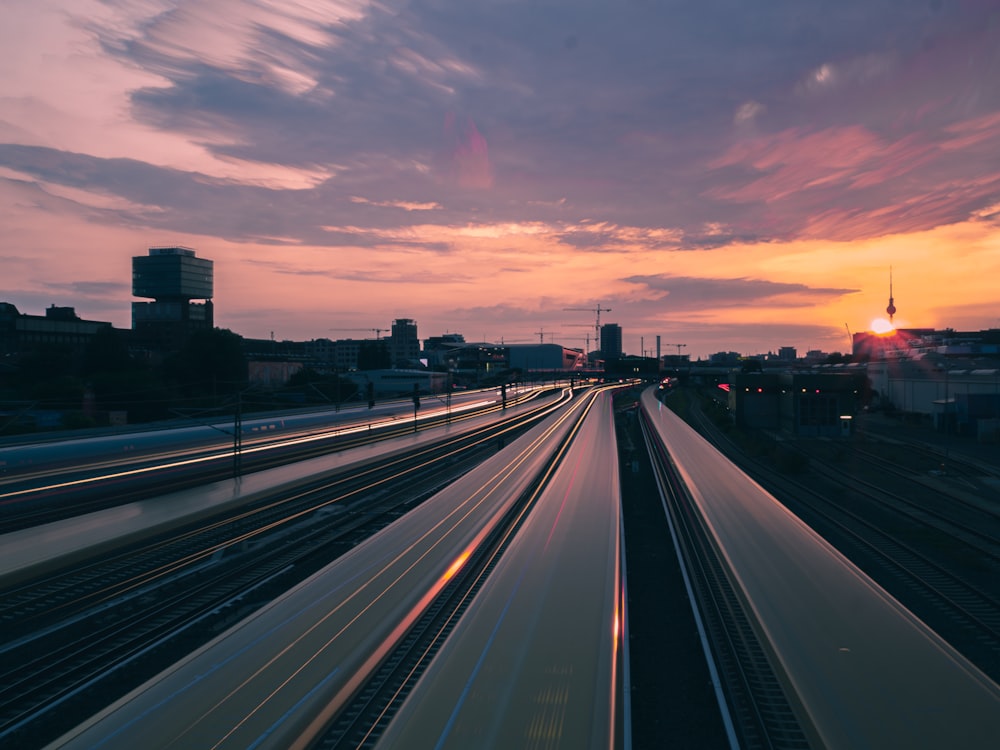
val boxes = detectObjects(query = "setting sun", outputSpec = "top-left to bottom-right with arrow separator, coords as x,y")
870,318 -> 896,335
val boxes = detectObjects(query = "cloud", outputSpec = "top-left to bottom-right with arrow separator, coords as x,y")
245,257 -> 468,283
555,222 -> 683,251
799,51 -> 899,94
3,0 -> 1000,351
442,113 -> 493,189
623,274 -> 858,312
350,196 -> 443,211
735,101 -> 765,124
705,118 -> 1000,241
44,280 -> 130,297
5,0 -> 998,248
445,301 -> 567,325
0,144 -> 459,248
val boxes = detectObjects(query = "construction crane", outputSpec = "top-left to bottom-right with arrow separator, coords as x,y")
329,327 -> 389,339
665,343 -> 687,358
562,324 -> 592,360
563,303 -> 612,347
534,328 -> 562,344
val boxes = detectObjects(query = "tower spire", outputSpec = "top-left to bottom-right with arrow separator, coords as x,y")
886,266 -> 896,323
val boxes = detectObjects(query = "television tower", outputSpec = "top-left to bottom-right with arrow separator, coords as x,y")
886,266 -> 896,323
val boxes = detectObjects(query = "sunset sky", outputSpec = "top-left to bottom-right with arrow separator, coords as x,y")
2,0 -> 999,358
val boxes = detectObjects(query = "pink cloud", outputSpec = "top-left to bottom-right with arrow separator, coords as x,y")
705,117 -> 1000,241
443,113 -> 494,189
708,126 -> 886,203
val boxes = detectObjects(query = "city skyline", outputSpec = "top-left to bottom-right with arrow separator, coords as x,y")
3,1 -> 1000,360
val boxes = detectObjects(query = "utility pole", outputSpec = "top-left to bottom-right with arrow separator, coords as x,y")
412,382 -> 420,432
233,390 -> 242,478
446,371 -> 453,424
943,367 -> 950,474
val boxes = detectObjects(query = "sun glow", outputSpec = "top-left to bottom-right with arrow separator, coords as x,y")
870,318 -> 896,334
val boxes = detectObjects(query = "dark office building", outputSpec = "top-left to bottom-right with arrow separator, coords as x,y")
389,318 -> 420,367
0,302 -> 112,356
132,247 -> 214,351
600,323 -> 623,359
728,371 -> 865,437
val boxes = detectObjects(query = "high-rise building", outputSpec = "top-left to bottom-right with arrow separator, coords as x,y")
132,246 -> 214,350
390,318 -> 420,367
600,323 -> 622,359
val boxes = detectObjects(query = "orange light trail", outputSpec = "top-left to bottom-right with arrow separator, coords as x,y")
441,549 -> 471,584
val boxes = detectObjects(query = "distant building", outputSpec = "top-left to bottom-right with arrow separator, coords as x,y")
867,358 -> 1000,439
728,371 -> 865,437
241,335 -> 386,372
330,338 -> 366,371
303,337 -> 368,371
389,318 -> 420,367
660,353 -> 690,371
447,344 -> 509,384
131,246 -> 214,351
422,333 -> 466,366
0,302 -> 113,356
343,368 -> 448,398
852,328 -> 1000,361
357,339 -> 391,370
507,343 -> 585,372
600,323 -> 622,359
247,360 -> 304,388
709,351 -> 742,367
605,355 -> 660,379
242,336 -> 306,361
306,337 -> 337,366
279,337 -> 383,372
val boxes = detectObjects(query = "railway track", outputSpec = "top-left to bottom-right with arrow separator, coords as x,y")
41,385 -> 626,750
314,386 -> 613,748
791,427 -> 1000,547
676,387 -> 1000,684
1,390 -> 545,531
641,386 -> 1000,749
0,390 -> 573,747
802,450 -> 1000,562
639,406 -> 810,750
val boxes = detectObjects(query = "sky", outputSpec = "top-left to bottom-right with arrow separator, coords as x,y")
2,0 -> 999,359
